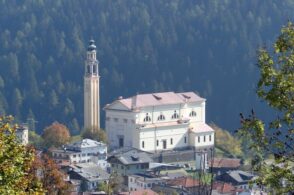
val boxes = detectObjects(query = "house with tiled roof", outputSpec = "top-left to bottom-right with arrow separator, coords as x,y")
104,91 -> 214,153
209,158 -> 241,175
215,170 -> 255,190
119,189 -> 158,195
107,147 -> 153,176
67,163 -> 110,191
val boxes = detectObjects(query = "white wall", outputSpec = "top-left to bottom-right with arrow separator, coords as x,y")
105,110 -> 136,148
105,99 -> 212,152
189,132 -> 214,149
138,125 -> 189,152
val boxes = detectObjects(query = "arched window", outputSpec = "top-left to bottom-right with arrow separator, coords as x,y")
157,114 -> 165,121
87,65 -> 91,74
93,65 -> 97,73
171,111 -> 179,119
143,113 -> 151,122
189,110 -> 197,117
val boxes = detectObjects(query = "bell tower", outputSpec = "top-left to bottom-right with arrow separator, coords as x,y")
84,40 -> 100,131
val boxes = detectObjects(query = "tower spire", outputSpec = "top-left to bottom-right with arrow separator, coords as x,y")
84,39 -> 100,131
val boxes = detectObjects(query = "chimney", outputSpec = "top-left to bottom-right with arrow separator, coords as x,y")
131,95 -> 137,110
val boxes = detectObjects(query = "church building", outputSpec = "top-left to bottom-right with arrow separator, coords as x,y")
84,40 -> 100,131
104,92 -> 214,152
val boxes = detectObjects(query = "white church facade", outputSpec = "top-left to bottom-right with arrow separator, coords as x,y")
104,92 -> 214,152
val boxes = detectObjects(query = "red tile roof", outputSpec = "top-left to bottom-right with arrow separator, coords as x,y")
167,177 -> 200,188
119,189 -> 158,195
209,158 -> 241,168
213,182 -> 236,194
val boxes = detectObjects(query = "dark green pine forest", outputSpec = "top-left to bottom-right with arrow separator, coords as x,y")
0,0 -> 293,135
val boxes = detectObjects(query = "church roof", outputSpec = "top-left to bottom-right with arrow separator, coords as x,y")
189,123 -> 214,133
105,91 -> 205,110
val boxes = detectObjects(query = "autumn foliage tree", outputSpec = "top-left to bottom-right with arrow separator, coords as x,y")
0,116 -> 43,194
238,22 -> 294,193
211,124 -> 243,158
42,122 -> 70,148
30,154 -> 71,194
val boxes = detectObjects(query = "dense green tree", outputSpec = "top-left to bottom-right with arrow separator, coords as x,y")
0,76 -> 4,89
81,127 -> 107,143
49,90 -> 59,108
238,22 -> 294,193
12,88 -> 23,118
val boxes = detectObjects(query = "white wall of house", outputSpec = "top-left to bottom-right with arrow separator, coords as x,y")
128,175 -> 163,191
110,163 -> 149,176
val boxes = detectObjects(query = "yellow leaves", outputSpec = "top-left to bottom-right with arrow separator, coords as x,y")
0,115 -> 43,194
212,124 -> 243,157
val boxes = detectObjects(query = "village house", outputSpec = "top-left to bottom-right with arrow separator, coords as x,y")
107,148 -> 153,176
51,139 -> 108,170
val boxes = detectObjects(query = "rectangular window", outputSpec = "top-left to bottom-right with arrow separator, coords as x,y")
198,136 -> 200,143
209,135 -> 212,142
184,136 -> 187,143
142,141 -> 145,148
204,135 -> 206,142
119,137 -> 124,147
170,138 -> 173,145
156,140 -> 159,146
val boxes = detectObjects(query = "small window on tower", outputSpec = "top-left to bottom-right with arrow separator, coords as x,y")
87,65 -> 91,74
93,65 -> 97,73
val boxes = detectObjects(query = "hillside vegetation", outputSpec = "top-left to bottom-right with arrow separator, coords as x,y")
0,0 -> 293,134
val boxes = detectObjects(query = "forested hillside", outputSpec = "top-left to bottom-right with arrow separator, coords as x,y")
0,0 -> 293,134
